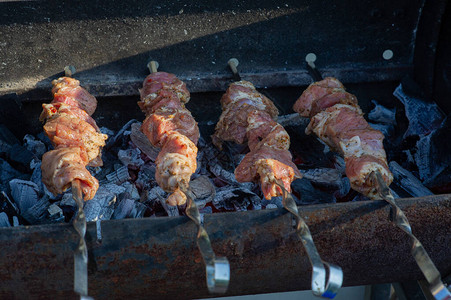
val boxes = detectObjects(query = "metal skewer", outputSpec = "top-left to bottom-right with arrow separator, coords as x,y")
369,171 -> 451,300
226,58 -> 342,297
147,60 -> 230,293
62,66 -> 92,299
72,179 -> 92,300
180,183 -> 230,294
274,180 -> 343,298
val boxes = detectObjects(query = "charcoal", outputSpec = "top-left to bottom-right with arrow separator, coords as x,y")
7,143 -> 36,172
135,164 -> 156,190
99,127 -> 115,137
291,178 -> 334,205
130,122 -> 159,161
47,203 -> 64,222
118,148 -> 144,168
105,119 -> 137,149
120,181 -> 140,201
30,162 -> 55,199
213,186 -> 260,211
262,196 -> 283,209
209,163 -> 254,190
60,192 -> 76,207
36,132 -> 52,149
112,199 -> 148,219
23,134 -> 46,157
389,161 -> 433,197
199,206 -> 213,214
0,140 -> 12,154
105,165 -> 131,185
21,198 -> 51,224
83,184 -> 123,222
393,84 -> 444,138
368,100 -> 396,125
369,122 -> 394,137
265,203 -> 278,209
146,186 -> 179,217
0,212 -> 11,227
12,216 -> 19,227
190,175 -> 215,208
9,179 -> 40,213
302,168 -> 342,190
0,124 -> 20,145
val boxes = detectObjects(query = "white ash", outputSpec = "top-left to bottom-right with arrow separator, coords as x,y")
368,100 -> 396,125
213,186 -> 260,211
135,164 -> 157,190
0,212 -> 11,227
118,148 -> 144,168
9,179 -> 40,213
112,198 -> 148,219
393,84 -> 444,138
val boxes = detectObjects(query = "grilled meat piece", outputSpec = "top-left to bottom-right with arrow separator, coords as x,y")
213,80 -> 300,199
293,77 -> 393,198
40,77 -> 106,200
139,72 -> 199,206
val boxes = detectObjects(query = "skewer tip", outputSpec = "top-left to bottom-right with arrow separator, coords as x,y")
64,65 -> 76,77
147,61 -> 159,74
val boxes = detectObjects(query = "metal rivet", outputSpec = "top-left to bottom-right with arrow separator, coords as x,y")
383,49 -> 393,60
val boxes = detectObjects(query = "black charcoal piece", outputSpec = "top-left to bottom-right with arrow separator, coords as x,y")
0,212 -> 11,227
368,100 -> 396,125
291,178 -> 335,204
118,148 -> 144,168
7,144 -> 36,172
389,161 -> 433,197
21,198 -> 51,224
9,179 -> 40,213
23,134 -> 46,158
83,184 -> 124,222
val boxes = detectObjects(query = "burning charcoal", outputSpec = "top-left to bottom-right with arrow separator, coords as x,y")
190,176 -> 215,209
118,148 -> 144,168
9,179 -> 40,213
47,203 -> 64,222
135,164 -> 157,190
302,168 -> 342,190
105,165 -> 131,185
130,122 -> 159,161
23,134 -> 46,157
0,212 -> 11,227
213,186 -> 260,211
389,161 -> 433,197
368,100 -> 396,125
112,199 -> 148,219
120,181 -> 140,201
393,84 -> 444,138
21,198 -> 51,224
83,184 -> 123,222
291,178 -> 335,205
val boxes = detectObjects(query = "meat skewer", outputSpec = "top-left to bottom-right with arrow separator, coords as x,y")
212,58 -> 343,298
40,67 -> 107,298
138,61 -> 230,294
294,62 -> 450,299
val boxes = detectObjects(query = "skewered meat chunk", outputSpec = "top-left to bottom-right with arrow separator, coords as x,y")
213,81 -> 300,199
41,147 -> 99,200
293,77 -> 393,198
40,77 -> 106,200
139,71 -> 199,206
212,81 -> 278,149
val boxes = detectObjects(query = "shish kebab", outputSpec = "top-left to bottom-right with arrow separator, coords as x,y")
40,67 -> 108,298
294,71 -> 451,300
138,61 -> 230,294
212,59 -> 343,299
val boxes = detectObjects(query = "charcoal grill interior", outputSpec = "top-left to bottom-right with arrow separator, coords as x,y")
0,0 -> 450,299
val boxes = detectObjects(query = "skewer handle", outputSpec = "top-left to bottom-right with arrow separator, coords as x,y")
371,171 -> 451,300
227,58 -> 241,81
147,61 -> 159,74
182,185 -> 230,294
275,179 -> 343,298
305,53 -> 323,81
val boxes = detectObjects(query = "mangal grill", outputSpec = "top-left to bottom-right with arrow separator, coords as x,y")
0,0 -> 450,299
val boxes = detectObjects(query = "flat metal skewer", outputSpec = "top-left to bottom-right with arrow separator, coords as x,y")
72,179 -> 92,300
146,60 -> 230,293
370,171 -> 451,300
275,180 -> 343,298
181,183 -> 230,294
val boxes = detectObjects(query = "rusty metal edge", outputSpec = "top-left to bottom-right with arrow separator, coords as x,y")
0,194 -> 449,299
2,64 -> 412,101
